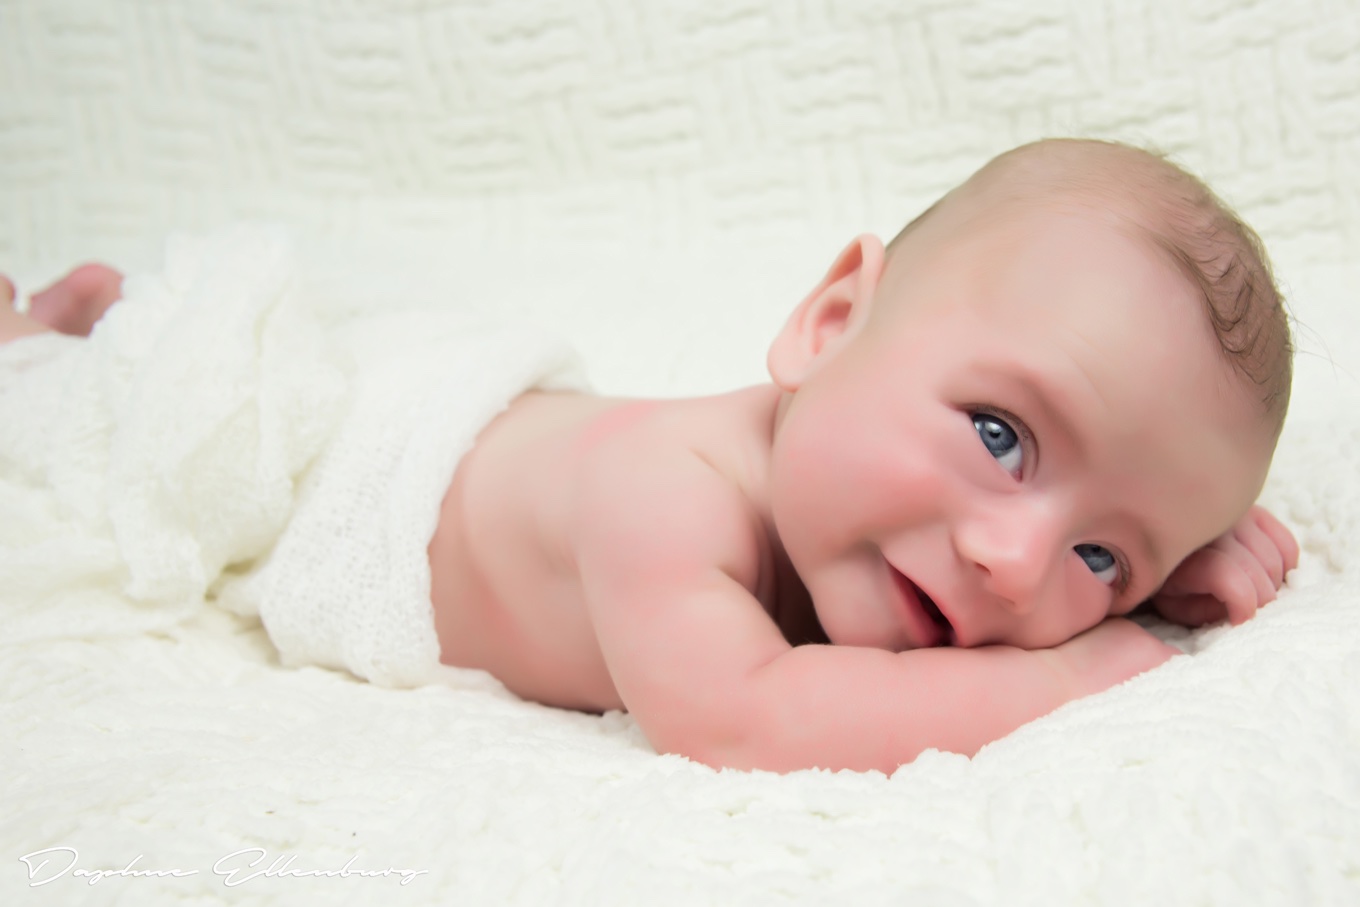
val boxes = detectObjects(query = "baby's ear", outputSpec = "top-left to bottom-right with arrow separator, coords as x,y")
767,234 -> 885,391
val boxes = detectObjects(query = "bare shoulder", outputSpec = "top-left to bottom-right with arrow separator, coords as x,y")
563,393 -> 797,757
569,398 -> 765,594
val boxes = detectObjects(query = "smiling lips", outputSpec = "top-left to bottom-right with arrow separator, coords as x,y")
889,566 -> 953,647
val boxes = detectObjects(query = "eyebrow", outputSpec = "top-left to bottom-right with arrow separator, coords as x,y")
998,366 -> 1088,460
997,366 -> 1168,582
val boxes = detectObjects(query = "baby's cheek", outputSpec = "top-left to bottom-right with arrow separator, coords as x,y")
1106,593 -> 1143,617
893,413 -> 978,490
1061,557 -> 1121,635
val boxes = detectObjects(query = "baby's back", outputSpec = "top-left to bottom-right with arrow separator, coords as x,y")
429,390 -> 626,710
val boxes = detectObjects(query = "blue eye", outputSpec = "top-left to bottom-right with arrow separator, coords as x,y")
1075,543 -> 1119,585
972,412 -> 1023,477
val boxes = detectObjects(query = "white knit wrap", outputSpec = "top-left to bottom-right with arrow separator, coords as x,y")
0,227 -> 585,687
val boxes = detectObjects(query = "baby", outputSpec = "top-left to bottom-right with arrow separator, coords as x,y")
1,139 -> 1298,774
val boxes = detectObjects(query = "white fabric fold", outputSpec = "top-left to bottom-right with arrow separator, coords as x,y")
0,228 -> 585,688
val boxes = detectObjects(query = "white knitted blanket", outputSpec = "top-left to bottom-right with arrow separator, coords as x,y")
0,228 -> 583,688
1,236 -> 1358,907
3,0 -> 1359,903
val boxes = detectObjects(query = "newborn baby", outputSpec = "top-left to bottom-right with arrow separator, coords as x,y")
0,139 -> 1297,773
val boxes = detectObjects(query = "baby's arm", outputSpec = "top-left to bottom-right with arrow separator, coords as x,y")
574,445 -> 1175,774
1150,505 -> 1298,627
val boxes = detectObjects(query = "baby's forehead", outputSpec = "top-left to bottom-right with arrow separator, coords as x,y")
909,147 -> 1236,294
881,170 -> 1281,413
880,203 -> 1274,470
884,198 -> 1203,327
921,144 -> 1288,414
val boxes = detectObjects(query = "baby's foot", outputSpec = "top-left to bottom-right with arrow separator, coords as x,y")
28,263 -> 123,337
0,274 -> 53,343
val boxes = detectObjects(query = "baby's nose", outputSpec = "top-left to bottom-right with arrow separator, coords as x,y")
952,504 -> 1065,616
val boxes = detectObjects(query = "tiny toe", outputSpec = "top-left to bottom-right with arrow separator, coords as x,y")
66,263 -> 123,301
1,275 -> 14,308
29,262 -> 123,337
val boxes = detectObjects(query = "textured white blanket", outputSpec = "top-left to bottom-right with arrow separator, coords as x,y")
1,229 -> 344,639
2,240 -> 1359,907
1,229 -> 583,689
3,0 -> 1359,903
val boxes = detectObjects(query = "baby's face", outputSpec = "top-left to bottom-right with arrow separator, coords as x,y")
769,207 -> 1274,650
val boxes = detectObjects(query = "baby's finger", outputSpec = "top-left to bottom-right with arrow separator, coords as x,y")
1151,592 -> 1227,628
1164,546 -> 1264,625
1158,546 -> 1257,617
1,275 -> 14,308
1210,535 -> 1275,622
1252,506 -> 1300,576
1231,516 -> 1285,590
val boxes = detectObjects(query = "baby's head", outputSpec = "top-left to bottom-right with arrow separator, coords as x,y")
766,139 -> 1292,651
886,138 -> 1292,436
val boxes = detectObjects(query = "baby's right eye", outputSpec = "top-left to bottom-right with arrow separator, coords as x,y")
972,411 -> 1024,478
1075,543 -> 1120,585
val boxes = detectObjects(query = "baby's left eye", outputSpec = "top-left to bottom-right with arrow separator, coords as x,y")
1075,543 -> 1119,585
972,412 -> 1023,478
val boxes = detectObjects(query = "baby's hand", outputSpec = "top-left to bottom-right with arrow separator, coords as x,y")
1045,617 -> 1180,698
1149,505 -> 1299,628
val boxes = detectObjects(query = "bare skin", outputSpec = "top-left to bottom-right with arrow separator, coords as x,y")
429,387 -> 825,713
3,208 -> 1297,774
420,208 -> 1297,772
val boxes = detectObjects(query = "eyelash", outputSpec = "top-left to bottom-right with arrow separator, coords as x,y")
1084,540 -> 1134,598
1105,549 -> 1135,596
969,403 -> 1135,595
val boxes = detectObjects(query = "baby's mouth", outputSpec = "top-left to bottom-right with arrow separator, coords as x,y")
915,584 -> 953,642
892,564 -> 954,647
